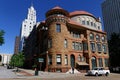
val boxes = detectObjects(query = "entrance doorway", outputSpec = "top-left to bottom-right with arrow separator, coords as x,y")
70,54 -> 75,67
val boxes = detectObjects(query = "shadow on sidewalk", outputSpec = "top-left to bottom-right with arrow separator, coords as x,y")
17,70 -> 33,76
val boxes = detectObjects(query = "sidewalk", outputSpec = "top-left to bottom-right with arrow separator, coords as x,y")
17,68 -> 86,78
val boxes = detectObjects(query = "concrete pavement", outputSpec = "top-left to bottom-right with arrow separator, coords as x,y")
1,66 -> 120,80
0,66 -> 17,78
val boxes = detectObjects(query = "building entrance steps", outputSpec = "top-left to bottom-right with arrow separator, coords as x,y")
66,68 -> 80,74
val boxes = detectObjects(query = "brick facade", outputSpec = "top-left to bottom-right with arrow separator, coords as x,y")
24,6 -> 109,73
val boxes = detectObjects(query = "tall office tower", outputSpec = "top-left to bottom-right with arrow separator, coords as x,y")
14,36 -> 20,54
19,5 -> 36,51
102,0 -> 120,39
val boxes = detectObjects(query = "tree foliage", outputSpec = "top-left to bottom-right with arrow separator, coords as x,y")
108,32 -> 120,67
10,52 -> 25,67
0,30 -> 5,46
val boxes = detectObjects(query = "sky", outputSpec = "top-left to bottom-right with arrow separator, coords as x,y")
0,0 -> 104,54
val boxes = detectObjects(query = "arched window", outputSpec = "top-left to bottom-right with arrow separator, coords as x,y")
81,56 -> 85,62
96,34 -> 100,41
90,33 -> 94,40
87,21 -> 90,25
91,57 -> 97,69
64,39 -> 68,48
91,22 -> 93,26
78,55 -> 81,61
102,36 -> 106,42
81,17 -> 85,25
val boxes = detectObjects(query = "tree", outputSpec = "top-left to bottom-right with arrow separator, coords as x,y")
9,52 -> 25,71
108,32 -> 120,67
0,30 -> 5,46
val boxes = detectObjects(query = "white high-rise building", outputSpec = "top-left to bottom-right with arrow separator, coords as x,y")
19,5 -> 36,51
102,0 -> 120,39
0,53 -> 12,65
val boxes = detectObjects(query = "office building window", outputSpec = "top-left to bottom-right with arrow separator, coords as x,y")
56,24 -> 61,32
56,54 -> 61,65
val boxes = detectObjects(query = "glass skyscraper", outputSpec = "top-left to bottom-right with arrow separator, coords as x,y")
102,0 -> 120,39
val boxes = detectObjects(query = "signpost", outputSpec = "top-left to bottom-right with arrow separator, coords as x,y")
38,58 -> 44,62
38,58 -> 44,71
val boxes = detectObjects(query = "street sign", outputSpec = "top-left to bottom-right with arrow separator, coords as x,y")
38,58 -> 44,62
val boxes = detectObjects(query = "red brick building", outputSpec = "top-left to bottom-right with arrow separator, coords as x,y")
24,6 -> 109,73
14,36 -> 20,54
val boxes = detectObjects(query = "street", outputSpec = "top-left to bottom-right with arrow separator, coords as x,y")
0,66 -> 120,80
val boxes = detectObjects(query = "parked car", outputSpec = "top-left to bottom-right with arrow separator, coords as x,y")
87,67 -> 110,76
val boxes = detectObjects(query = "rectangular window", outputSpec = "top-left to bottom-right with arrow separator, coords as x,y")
90,42 -> 96,52
72,42 -> 75,50
65,55 -> 68,65
83,42 -> 88,50
72,42 -> 83,51
98,58 -> 103,67
56,69 -> 61,72
91,22 -> 93,26
104,58 -> 108,67
56,54 -> 61,65
82,20 -> 85,25
48,39 -> 52,48
48,55 -> 52,65
71,31 -> 80,38
97,43 -> 102,52
102,44 -> 107,53
87,21 -> 89,25
56,24 -> 61,32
